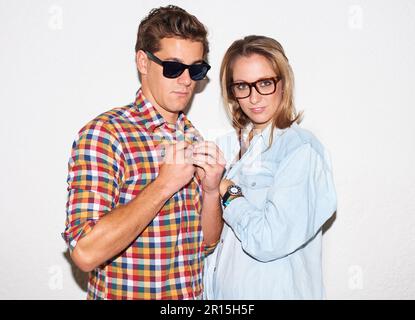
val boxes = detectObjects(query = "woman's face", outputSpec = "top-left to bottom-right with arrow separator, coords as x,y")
231,54 -> 283,130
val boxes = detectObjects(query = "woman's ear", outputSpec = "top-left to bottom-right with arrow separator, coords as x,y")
136,50 -> 148,75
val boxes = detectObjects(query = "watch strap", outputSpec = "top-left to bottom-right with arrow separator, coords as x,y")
222,190 -> 232,203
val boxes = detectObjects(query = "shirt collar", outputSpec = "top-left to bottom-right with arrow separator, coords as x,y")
259,122 -> 274,142
133,88 -> 190,133
134,88 -> 200,136
243,122 -> 286,149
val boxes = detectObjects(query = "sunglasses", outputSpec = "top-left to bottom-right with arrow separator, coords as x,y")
145,51 -> 211,81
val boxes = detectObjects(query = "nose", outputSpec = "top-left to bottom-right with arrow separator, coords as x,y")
177,68 -> 192,86
249,86 -> 262,104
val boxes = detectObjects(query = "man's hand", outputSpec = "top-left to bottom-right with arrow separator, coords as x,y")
157,141 -> 196,196
191,141 -> 226,194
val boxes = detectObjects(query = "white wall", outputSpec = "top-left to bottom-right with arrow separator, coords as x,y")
0,0 -> 414,299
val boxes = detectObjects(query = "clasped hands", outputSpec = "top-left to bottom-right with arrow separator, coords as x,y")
158,141 -> 226,195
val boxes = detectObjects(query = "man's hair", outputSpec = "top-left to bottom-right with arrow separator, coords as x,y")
220,35 -> 302,143
135,5 -> 209,59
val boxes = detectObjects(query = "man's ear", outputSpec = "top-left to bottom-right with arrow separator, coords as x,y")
136,50 -> 148,75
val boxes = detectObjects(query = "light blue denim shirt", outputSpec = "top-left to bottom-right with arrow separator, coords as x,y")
203,123 -> 337,299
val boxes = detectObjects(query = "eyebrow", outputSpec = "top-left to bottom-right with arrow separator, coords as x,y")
232,76 -> 277,83
164,57 -> 205,64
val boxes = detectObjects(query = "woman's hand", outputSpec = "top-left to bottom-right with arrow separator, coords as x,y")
219,179 -> 235,197
191,141 -> 226,195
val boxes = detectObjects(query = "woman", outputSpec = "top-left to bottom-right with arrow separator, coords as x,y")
203,35 -> 337,299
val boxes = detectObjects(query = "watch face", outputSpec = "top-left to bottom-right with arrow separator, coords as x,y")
228,185 -> 242,196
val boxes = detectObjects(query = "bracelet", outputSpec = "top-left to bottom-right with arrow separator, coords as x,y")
222,195 -> 242,208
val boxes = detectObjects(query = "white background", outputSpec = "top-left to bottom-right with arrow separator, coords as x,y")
0,0 -> 414,299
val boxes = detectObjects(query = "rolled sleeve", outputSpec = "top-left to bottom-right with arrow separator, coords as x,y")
223,143 -> 337,262
62,121 -> 125,252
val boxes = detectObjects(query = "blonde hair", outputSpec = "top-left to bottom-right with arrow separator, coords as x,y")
220,35 -> 302,146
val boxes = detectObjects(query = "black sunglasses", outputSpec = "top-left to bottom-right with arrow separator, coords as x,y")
145,51 -> 211,81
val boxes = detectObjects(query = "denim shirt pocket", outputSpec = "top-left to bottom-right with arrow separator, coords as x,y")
237,167 -> 274,209
238,159 -> 277,189
240,171 -> 274,190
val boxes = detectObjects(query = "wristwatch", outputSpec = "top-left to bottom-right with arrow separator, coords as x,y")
222,184 -> 243,207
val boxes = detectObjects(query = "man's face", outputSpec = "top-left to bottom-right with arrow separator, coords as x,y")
138,37 -> 204,122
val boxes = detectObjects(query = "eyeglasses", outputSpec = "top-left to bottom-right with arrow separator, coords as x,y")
230,77 -> 281,99
145,51 -> 211,81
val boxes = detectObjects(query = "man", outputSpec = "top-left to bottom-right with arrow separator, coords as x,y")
62,5 -> 224,300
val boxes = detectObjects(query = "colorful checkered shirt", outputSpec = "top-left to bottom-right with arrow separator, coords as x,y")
63,89 -> 214,299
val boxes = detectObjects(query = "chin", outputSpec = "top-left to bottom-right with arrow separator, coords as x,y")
170,103 -> 188,113
251,115 -> 271,125
174,99 -> 192,110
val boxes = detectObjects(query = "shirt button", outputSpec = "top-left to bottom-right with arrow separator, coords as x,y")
251,182 -> 256,187
221,239 -> 224,244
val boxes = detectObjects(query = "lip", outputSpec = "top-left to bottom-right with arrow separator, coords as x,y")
249,107 -> 266,114
173,91 -> 190,96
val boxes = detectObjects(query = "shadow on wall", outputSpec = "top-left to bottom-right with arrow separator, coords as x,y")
63,250 -> 88,293
323,211 -> 337,235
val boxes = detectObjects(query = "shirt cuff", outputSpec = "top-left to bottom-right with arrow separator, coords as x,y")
223,196 -> 249,229
62,220 -> 97,252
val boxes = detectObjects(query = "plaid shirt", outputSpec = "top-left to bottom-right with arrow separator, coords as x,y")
63,89 -> 214,299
